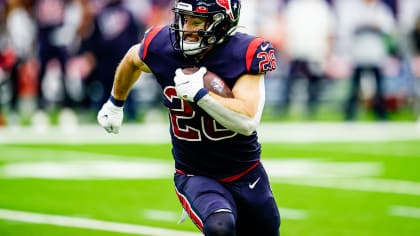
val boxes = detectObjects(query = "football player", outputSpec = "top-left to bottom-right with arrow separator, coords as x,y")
97,0 -> 280,235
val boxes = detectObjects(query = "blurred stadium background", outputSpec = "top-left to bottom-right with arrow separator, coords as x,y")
0,0 -> 420,235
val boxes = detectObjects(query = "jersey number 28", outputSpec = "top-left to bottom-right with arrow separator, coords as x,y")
164,87 -> 237,141
258,49 -> 276,72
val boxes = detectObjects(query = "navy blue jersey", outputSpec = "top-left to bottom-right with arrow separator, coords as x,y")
139,25 -> 276,180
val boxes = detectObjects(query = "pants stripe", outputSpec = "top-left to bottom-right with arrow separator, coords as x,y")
174,186 -> 204,231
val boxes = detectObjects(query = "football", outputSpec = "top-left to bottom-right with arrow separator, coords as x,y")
182,68 -> 233,98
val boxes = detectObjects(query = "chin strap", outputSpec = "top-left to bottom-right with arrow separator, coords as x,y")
226,26 -> 241,37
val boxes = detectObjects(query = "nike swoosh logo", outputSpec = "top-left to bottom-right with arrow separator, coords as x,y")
261,43 -> 269,51
249,177 -> 261,189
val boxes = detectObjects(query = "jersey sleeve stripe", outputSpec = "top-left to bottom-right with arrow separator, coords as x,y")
142,25 -> 165,60
246,38 -> 265,72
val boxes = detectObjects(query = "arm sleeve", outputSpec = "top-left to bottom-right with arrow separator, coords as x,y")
197,73 -> 266,136
197,94 -> 258,136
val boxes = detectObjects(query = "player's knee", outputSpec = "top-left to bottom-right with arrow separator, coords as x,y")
203,212 -> 236,236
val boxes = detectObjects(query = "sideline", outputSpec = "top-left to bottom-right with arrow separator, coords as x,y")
1,122 -> 420,143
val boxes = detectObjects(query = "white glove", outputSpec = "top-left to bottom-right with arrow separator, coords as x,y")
174,67 -> 207,102
97,100 -> 123,134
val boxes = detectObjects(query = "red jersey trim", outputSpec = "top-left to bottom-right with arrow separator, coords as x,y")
175,161 -> 260,183
142,25 -> 165,60
174,186 -> 204,231
218,161 -> 260,182
175,169 -> 187,175
246,38 -> 265,72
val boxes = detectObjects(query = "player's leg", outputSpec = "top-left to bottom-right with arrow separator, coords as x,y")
372,66 -> 387,120
204,211 -> 236,236
226,163 -> 280,236
345,66 -> 363,120
174,172 -> 237,236
306,64 -> 322,116
282,59 -> 300,113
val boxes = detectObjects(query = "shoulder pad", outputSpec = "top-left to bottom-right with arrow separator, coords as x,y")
246,38 -> 277,74
139,25 -> 166,60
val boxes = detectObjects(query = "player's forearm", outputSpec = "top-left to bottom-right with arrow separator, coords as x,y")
197,75 -> 265,135
207,73 -> 264,119
197,74 -> 265,136
112,45 -> 143,100
112,61 -> 141,100
208,93 -> 256,118
197,95 -> 263,136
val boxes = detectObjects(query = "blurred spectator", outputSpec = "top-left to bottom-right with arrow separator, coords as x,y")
67,0 -> 141,119
2,0 -> 38,122
35,0 -> 70,110
411,16 -> 420,77
239,0 -> 285,47
146,0 -> 173,26
258,0 -> 286,50
0,0 -> 6,125
6,0 -> 36,59
2,0 -> 420,125
123,0 -> 152,25
338,0 -> 397,120
281,0 -> 336,116
411,15 -> 420,117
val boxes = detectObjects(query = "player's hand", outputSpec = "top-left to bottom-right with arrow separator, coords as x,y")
174,67 -> 207,102
97,100 -> 123,134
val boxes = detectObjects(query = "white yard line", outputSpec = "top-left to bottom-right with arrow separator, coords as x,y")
278,208 -> 306,220
258,122 -> 420,142
0,207 -> 305,236
2,149 -> 419,196
1,122 -> 419,144
0,208 -> 202,236
0,156 -> 381,179
143,210 -> 179,222
4,158 -> 420,196
0,146 -> 169,162
0,124 -> 171,144
142,208 -> 306,222
273,178 -> 420,196
0,146 -> 419,197
389,206 -> 420,219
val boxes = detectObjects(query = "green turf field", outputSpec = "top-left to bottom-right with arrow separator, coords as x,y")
0,142 -> 419,236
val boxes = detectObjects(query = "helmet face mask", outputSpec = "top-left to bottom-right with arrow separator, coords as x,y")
170,0 -> 241,56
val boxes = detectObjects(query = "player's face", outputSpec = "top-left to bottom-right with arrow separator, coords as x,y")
182,15 -> 208,43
